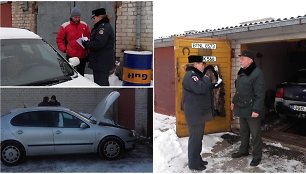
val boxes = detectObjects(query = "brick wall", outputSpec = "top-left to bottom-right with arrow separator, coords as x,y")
230,41 -> 241,103
230,41 -> 243,129
115,1 -> 153,61
11,1 -> 37,32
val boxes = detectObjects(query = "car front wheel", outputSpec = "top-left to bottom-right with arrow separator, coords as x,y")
1,141 -> 25,166
98,137 -> 123,160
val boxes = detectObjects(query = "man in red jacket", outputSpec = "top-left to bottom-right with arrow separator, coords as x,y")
56,7 -> 90,76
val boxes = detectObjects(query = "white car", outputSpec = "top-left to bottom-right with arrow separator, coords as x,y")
1,91 -> 137,166
0,27 -> 97,86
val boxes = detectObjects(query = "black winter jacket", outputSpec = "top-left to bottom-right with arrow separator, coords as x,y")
182,66 -> 213,126
87,17 -> 115,71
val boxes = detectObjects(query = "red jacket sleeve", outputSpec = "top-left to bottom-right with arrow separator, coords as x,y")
85,25 -> 91,40
56,26 -> 67,53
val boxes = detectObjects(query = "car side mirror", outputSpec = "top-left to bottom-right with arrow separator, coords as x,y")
80,123 -> 88,129
68,57 -> 80,67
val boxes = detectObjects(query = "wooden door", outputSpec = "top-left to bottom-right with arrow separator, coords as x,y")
174,37 -> 231,137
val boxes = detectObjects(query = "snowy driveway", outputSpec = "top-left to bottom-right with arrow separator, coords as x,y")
154,113 -> 306,173
1,142 -> 152,173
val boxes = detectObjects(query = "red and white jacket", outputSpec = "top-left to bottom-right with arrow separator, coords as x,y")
56,20 -> 90,59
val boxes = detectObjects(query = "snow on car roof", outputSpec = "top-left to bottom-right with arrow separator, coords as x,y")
0,27 -> 41,39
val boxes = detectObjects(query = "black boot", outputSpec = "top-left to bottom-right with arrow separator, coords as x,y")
250,158 -> 261,166
201,160 -> 208,166
189,165 -> 206,171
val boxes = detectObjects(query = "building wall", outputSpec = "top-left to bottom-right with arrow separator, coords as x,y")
115,1 -> 153,61
135,89 -> 148,136
1,88 -> 113,115
11,1 -> 37,33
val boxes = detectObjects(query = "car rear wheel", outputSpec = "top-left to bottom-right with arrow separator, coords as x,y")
1,141 -> 25,166
98,137 -> 123,160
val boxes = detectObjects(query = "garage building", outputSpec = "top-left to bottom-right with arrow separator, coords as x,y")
154,15 -> 306,148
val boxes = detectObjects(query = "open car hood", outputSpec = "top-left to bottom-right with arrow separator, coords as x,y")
92,91 -> 120,124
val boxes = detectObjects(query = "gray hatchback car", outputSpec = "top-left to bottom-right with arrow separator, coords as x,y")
1,91 -> 137,166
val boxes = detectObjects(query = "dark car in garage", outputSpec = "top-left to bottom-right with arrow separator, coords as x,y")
274,69 -> 306,119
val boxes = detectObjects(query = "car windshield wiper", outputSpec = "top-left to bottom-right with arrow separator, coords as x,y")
57,55 -> 75,76
19,75 -> 72,86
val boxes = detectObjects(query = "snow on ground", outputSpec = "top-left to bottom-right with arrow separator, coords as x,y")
84,73 -> 153,86
1,143 -> 152,173
84,73 -> 122,86
265,142 -> 290,150
154,113 -> 306,173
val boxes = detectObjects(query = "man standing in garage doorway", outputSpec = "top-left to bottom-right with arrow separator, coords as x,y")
231,50 -> 265,166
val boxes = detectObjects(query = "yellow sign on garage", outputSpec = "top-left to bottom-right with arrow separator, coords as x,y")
174,37 -> 232,137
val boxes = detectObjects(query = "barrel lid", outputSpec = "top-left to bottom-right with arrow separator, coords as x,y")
124,50 -> 152,55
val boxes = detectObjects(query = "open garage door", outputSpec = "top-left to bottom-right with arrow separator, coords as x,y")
244,38 -> 306,149
174,37 -> 231,137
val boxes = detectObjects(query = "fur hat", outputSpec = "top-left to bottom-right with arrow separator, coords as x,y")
188,55 -> 204,63
239,50 -> 255,60
71,7 -> 81,17
92,8 -> 106,18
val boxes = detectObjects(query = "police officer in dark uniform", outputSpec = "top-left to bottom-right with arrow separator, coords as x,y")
182,55 -> 214,171
231,50 -> 265,166
82,8 -> 114,86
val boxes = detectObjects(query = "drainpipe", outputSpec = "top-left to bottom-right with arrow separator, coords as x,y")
136,1 -> 141,50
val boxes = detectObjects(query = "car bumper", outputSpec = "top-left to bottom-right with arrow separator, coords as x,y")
275,102 -> 306,119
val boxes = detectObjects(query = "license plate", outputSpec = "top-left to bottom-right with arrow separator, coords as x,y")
290,105 -> 306,112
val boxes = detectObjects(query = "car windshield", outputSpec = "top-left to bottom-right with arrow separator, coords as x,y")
1,39 -> 75,86
70,111 -> 96,124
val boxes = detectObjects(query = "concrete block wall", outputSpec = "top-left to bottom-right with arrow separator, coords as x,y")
11,1 -> 37,33
1,88 -> 113,115
135,89 -> 148,136
115,1 -> 153,60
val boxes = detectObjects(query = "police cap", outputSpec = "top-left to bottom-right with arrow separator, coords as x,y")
92,8 -> 106,18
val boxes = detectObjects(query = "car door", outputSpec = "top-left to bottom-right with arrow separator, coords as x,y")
9,111 -> 55,155
53,111 -> 96,154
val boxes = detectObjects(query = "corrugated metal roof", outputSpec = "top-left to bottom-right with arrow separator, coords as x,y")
155,15 -> 306,41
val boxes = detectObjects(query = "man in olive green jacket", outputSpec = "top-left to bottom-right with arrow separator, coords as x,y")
231,50 -> 265,166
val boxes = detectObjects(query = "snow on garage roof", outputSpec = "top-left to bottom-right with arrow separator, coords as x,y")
155,14 -> 306,41
0,27 -> 41,39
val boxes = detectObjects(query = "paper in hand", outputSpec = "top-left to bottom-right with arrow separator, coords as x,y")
76,34 -> 89,48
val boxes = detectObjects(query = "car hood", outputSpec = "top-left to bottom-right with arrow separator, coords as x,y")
92,91 -> 120,124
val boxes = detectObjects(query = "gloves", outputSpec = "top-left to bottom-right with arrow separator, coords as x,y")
212,77 -> 223,88
82,40 -> 89,49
